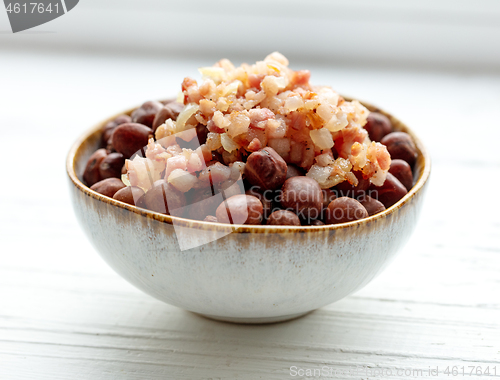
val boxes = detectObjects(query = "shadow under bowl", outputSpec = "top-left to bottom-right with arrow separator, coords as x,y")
66,99 -> 431,324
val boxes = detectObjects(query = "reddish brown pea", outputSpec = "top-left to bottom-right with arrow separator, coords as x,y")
111,123 -> 152,158
143,180 -> 186,216
152,102 -> 185,132
83,148 -> 107,186
321,189 -> 338,220
358,195 -> 386,216
104,114 -> 132,130
90,178 -> 126,198
325,197 -> 368,224
369,172 -> 408,208
266,210 -> 301,226
322,189 -> 338,209
285,164 -> 305,179
245,188 -> 273,219
244,147 -> 288,191
196,123 -> 209,145
102,114 -> 132,146
381,132 -> 418,167
113,186 -> 145,207
216,194 -> 263,225
389,159 -> 413,191
99,152 -> 125,179
281,176 -> 322,221
184,185 -> 221,221
364,112 -> 392,142
131,101 -> 163,128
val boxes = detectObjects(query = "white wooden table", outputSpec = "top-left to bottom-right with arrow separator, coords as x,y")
1,51 -> 499,379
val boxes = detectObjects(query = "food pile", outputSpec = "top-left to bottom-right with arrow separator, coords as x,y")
83,53 -> 418,226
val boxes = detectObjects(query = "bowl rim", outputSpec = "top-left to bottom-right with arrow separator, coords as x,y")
66,99 -> 431,234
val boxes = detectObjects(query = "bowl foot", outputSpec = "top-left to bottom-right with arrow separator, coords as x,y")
195,311 -> 313,324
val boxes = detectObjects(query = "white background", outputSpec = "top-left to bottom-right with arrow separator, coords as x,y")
1,0 -> 500,69
1,1 -> 500,379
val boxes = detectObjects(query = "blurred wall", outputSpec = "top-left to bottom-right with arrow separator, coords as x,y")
1,0 -> 499,71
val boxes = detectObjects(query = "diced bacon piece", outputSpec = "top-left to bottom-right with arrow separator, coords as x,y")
335,126 -> 368,158
182,77 -> 199,104
291,70 -> 311,86
290,141 -> 304,164
267,117 -> 287,139
199,99 -> 216,117
165,155 -> 188,179
155,119 -> 177,141
268,138 -> 291,158
213,111 -> 231,130
289,111 -> 306,131
245,126 -> 267,148
216,97 -> 230,112
247,138 -> 262,152
248,74 -> 265,89
249,108 -> 275,130
166,144 -> 182,157
301,143 -> 315,169
126,156 -> 164,191
198,79 -> 216,98
207,119 -> 225,134
349,142 -> 391,187
365,142 -> 391,186
243,90 -> 266,109
209,162 -> 232,183
370,142 -> 391,171
349,142 -> 367,170
195,113 -> 207,126
186,150 -> 204,173
182,77 -> 197,92
145,138 -> 166,160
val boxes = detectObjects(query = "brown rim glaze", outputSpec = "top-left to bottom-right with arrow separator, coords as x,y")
66,99 -> 431,234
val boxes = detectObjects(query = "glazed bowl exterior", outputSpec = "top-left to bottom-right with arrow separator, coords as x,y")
67,100 -> 430,323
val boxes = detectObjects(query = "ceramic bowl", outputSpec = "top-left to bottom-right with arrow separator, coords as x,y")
67,100 -> 430,324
